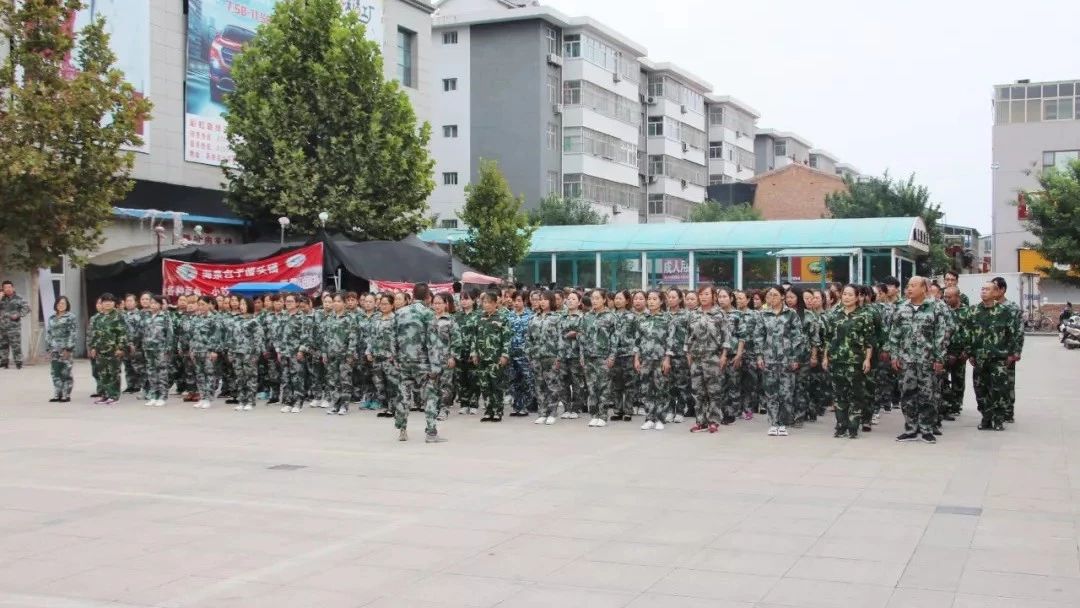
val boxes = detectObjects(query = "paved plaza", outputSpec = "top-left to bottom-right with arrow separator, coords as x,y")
0,336 -> 1077,607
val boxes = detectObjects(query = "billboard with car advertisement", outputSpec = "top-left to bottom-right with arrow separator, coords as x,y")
184,0 -> 384,166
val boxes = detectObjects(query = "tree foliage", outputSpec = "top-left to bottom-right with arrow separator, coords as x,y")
527,195 -> 607,226
0,0 -> 152,270
458,160 -> 535,275
825,173 -> 950,274
223,0 -> 434,240
1024,159 -> 1080,286
689,201 -> 762,223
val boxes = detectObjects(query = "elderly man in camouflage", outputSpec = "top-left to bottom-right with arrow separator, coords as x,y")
0,280 -> 31,369
394,283 -> 443,442
966,280 -> 1023,431
992,276 -> 1024,423
940,286 -> 970,421
886,276 -> 948,444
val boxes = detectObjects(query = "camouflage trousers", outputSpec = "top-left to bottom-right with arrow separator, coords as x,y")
689,355 -> 724,426
609,355 -> 635,416
798,364 -> 829,420
532,358 -> 560,418
830,362 -> 865,435
352,357 -> 373,402
173,352 -> 194,394
941,357 -> 966,416
307,354 -> 326,401
91,355 -> 101,393
972,359 -> 1010,426
49,351 -> 73,399
897,361 -> 936,435
427,368 -> 455,419
638,358 -> 667,422
1005,366 -> 1016,420
191,352 -> 218,403
454,357 -> 477,411
279,356 -> 306,407
720,360 -> 741,419
232,353 -> 259,406
583,356 -> 611,418
508,354 -> 534,413
394,361 -> 429,430
218,352 -> 235,398
738,362 -> 761,414
476,360 -> 506,418
124,349 -> 145,394
558,357 -> 586,414
370,358 -> 397,409
873,358 -> 898,413
144,350 -> 171,401
324,354 -> 353,410
96,354 -> 121,399
668,357 -> 693,417
762,363 -> 796,427
859,363 -> 876,425
0,324 -> 22,365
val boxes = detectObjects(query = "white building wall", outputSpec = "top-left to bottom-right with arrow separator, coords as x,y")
429,24 -> 472,225
383,0 -> 435,128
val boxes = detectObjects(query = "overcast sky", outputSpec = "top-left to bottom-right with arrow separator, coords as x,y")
544,0 -> 1080,233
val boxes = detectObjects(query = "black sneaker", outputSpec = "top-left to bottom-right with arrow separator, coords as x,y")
896,432 -> 919,442
48,397 -> 60,403
59,397 -> 70,403
267,398 -> 279,404
848,430 -> 859,439
942,414 -> 956,421
492,416 -> 503,422
376,410 -> 391,418
883,405 -> 892,412
0,362 -> 8,369
993,422 -> 1005,431
622,415 -> 632,422
862,424 -> 872,432
833,429 -> 845,438
14,362 -> 22,370
90,393 -> 101,398
225,398 -> 239,405
977,421 -> 994,430
932,428 -> 943,436
609,414 -> 622,421
920,433 -> 937,444
480,415 -> 494,422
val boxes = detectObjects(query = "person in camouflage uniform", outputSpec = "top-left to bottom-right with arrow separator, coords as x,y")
141,295 -> 175,407
169,296 -> 191,398
228,297 -> 265,411
665,289 -> 695,422
966,280 -> 1023,431
427,293 -> 457,423
473,290 -> 512,422
734,291 -> 761,419
581,290 -> 616,427
943,271 -> 970,307
608,290 -> 638,421
366,294 -> 398,417
87,299 -> 104,396
453,289 -> 480,415
716,288 -> 746,424
637,290 -> 670,429
120,294 -> 145,395
215,297 -> 237,403
800,290 -> 829,422
756,286 -> 807,436
506,291 -> 534,416
555,291 -> 586,419
927,283 -> 955,435
261,296 -> 284,404
392,284 -> 439,441
886,276 -> 948,443
684,287 -> 732,433
308,294 -> 333,408
276,294 -> 311,413
319,293 -> 357,415
88,294 -> 128,404
940,286 -> 970,419
822,285 -> 873,438
527,291 -> 562,424
46,296 -> 77,402
187,296 -> 222,409
992,276 -> 1023,423
0,280 -> 31,369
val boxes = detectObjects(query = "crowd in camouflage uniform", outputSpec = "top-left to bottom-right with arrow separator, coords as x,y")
22,269 -> 1024,446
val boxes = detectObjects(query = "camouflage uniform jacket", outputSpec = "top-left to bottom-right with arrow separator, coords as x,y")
453,309 -> 479,358
429,314 -> 457,372
557,311 -> 585,360
89,310 -> 127,354
526,312 -> 561,360
122,310 -> 144,349
394,302 -> 434,364
507,309 -> 533,357
302,312 -> 320,356
946,305 -> 973,356
635,311 -> 671,361
873,301 -> 897,350
965,302 -> 1021,361
737,308 -> 761,359
823,306 -> 872,366
353,311 -> 373,357
46,312 -> 77,354
141,312 -> 174,353
257,311 -> 278,353
611,309 -> 639,358
755,306 -> 807,366
885,299 -> 946,365
580,309 -> 616,359
319,312 -> 357,358
724,308 -> 747,355
665,309 -> 691,358
187,314 -> 222,353
0,293 -> 30,330
276,311 -> 311,358
999,299 -> 1024,355
366,314 -> 398,360
229,315 -> 265,356
472,310 -> 511,363
684,308 -> 734,359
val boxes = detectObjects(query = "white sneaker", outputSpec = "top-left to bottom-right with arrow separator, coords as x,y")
634,407 -> 643,416
199,400 -> 211,409
588,418 -> 599,427
144,399 -> 155,406
243,404 -> 253,411
871,413 -> 881,425
193,401 -> 202,409
303,400 -> 315,408
560,411 -> 571,419
281,405 -> 291,413
322,399 -> 332,409
664,413 -> 674,423
234,405 -> 243,411
768,426 -> 779,436
641,420 -> 656,430
777,426 -> 788,436
468,408 -> 477,415
673,414 -> 684,423
568,412 -> 579,419
154,400 -> 166,407
290,406 -> 301,413
545,416 -> 556,425
535,416 -> 546,424
595,419 -> 606,427
654,421 -> 665,430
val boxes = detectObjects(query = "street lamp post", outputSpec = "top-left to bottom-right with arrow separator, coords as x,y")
278,216 -> 290,244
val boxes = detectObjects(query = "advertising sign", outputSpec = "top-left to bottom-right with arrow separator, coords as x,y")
162,243 -> 324,297
370,281 -> 453,294
184,0 -> 384,166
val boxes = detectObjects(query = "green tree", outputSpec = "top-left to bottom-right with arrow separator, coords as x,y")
688,201 -> 763,222
0,0 -> 152,271
1023,159 -> 1080,285
223,0 -> 434,240
825,173 -> 949,274
527,195 -> 607,225
458,160 -> 536,275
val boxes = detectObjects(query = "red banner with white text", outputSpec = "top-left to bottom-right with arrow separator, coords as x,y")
162,243 -> 324,298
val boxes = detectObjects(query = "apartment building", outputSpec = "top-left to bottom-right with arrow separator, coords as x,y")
808,149 -> 839,176
705,95 -> 758,185
754,129 -> 813,174
431,0 -> 647,226
835,162 -> 860,180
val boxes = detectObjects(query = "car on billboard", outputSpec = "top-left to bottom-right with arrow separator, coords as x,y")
208,25 -> 255,102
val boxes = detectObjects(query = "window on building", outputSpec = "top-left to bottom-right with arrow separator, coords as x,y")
442,31 -> 458,45
773,141 -> 787,157
396,28 -> 416,88
562,80 -> 581,105
563,34 -> 580,58
546,122 -> 557,150
647,193 -> 665,216
563,173 -> 583,199
440,219 -> 458,229
809,156 -> 818,168
547,74 -> 559,104
647,116 -> 663,137
709,141 -> 723,159
546,171 -> 559,195
442,125 -> 458,138
1043,150 -> 1080,171
995,80 -> 1079,124
443,172 -> 458,185
709,174 -> 724,185
545,26 -> 559,55
709,105 -> 724,126
443,78 -> 457,92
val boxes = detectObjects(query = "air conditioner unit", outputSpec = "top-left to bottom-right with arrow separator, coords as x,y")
612,72 -> 621,83
546,53 -> 563,67
681,142 -> 689,152
646,96 -> 657,105
552,103 -> 563,115
681,179 -> 688,189
680,104 -> 688,114
648,175 -> 658,184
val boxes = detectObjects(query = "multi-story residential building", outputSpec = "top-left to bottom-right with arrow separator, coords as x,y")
835,162 -> 860,180
754,129 -> 813,174
431,0 -> 647,226
808,149 -> 839,176
705,95 -> 758,185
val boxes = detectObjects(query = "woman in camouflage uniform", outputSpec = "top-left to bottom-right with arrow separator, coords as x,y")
784,287 -> 813,426
608,290 -> 637,422
428,293 -> 457,421
756,286 -> 807,436
366,294 -> 398,417
581,289 -> 616,428
665,288 -> 695,423
230,297 -> 266,411
528,290 -> 562,425
141,295 -> 174,407
46,296 -> 77,403
715,288 -> 746,425
684,286 -> 731,434
734,290 -> 761,420
637,290 -> 670,430
822,285 -> 874,438
454,289 -> 480,416
555,291 -> 586,419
